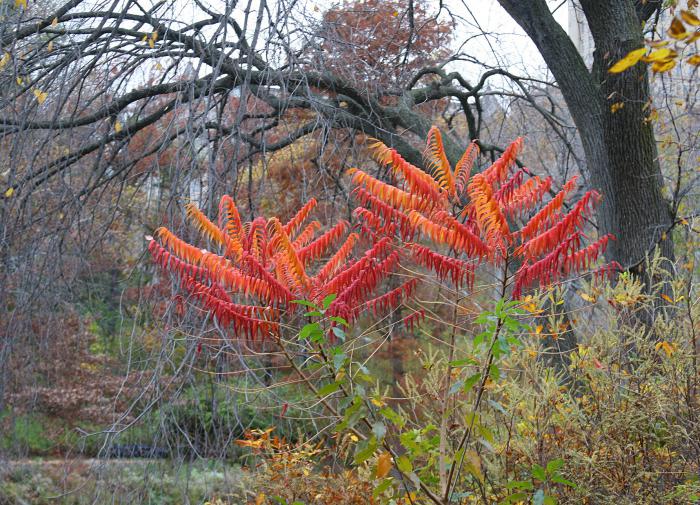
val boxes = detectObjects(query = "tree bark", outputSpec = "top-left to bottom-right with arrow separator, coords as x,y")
497,0 -> 675,291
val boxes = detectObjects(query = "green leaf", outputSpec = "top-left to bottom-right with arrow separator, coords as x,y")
336,396 -> 363,432
331,326 -> 346,341
506,480 -> 534,491
329,315 -> 349,327
379,406 -> 405,428
372,421 -> 387,441
489,363 -> 500,382
299,322 -> 322,340
551,475 -> 576,488
473,331 -> 490,348
333,352 -> 347,371
354,436 -> 377,464
448,379 -> 464,396
304,310 -> 324,317
322,293 -> 337,309
478,424 -> 495,444
531,464 -> 546,481
396,455 -> 413,473
500,493 -> 529,504
317,381 -> 342,396
463,372 -> 481,392
373,478 -> 393,497
546,458 -> 564,474
355,371 -> 375,383
449,358 -> 477,367
292,299 -> 319,309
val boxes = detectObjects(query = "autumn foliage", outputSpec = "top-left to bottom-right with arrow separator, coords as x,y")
349,126 -> 620,298
147,197 -> 415,340
149,126 -> 619,341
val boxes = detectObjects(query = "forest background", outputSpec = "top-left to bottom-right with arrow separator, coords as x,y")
0,0 -> 699,504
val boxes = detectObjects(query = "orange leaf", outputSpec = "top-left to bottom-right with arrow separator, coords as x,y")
376,452 -> 393,479
651,59 -> 677,73
688,54 -> 700,65
681,10 -> 700,26
668,17 -> 689,40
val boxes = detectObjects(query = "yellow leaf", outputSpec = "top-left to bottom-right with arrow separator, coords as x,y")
114,121 -> 122,133
652,59 -> 677,73
51,17 -> 58,26
392,10 -> 398,17
0,52 -> 9,69
375,452 -> 392,479
661,294 -> 674,304
47,41 -> 53,52
16,77 -> 23,85
655,341 -> 676,358
610,102 -> 625,113
668,17 -> 689,40
580,292 -> 596,303
370,397 -> 385,407
534,325 -> 543,335
14,0 -> 27,9
141,35 -> 148,43
148,38 -> 155,49
33,88 -> 47,104
5,187 -> 15,197
464,450 -> 484,483
688,54 -> 700,65
686,30 -> 700,43
255,492 -> 266,505
155,62 -> 163,71
608,47 -> 647,73
681,10 -> 700,26
643,48 -> 677,62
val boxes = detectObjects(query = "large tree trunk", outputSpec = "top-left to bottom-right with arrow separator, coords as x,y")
497,0 -> 675,293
